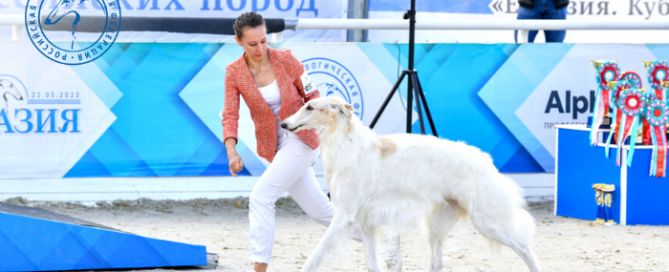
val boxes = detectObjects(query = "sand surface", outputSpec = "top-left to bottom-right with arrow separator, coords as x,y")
3,197 -> 669,272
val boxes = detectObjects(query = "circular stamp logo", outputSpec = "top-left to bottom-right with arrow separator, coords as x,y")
25,0 -> 122,65
301,58 -> 364,118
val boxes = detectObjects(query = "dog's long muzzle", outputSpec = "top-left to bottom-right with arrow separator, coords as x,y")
280,122 -> 301,132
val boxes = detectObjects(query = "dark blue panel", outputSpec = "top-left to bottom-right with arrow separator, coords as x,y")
625,148 -> 669,225
556,128 -> 621,222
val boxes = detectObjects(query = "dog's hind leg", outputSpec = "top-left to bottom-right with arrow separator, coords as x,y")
426,202 -> 461,272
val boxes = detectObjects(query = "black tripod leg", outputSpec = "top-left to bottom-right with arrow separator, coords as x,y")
370,70 -> 408,129
414,72 -> 438,137
410,72 -> 425,134
406,71 -> 414,133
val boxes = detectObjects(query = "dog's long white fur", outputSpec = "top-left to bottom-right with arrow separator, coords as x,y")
282,97 -> 541,272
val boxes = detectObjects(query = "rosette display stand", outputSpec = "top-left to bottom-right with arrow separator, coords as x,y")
555,124 -> 669,226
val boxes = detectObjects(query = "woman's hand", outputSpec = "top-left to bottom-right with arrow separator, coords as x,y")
224,137 -> 243,176
228,153 -> 245,177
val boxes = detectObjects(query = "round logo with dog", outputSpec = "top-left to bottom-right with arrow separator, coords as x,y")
25,0 -> 122,65
302,58 -> 364,118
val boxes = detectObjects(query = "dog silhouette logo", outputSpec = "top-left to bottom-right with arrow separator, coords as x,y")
0,75 -> 28,132
25,0 -> 121,65
302,58 -> 364,118
0,77 -> 25,109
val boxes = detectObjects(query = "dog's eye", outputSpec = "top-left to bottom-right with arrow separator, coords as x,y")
306,105 -> 313,111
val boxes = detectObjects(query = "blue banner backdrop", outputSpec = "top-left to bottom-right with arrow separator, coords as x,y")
2,42 -> 668,178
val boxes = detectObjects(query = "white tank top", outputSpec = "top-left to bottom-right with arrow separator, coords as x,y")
258,80 -> 288,137
258,80 -> 281,115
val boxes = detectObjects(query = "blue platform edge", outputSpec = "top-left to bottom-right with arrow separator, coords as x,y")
0,212 -> 207,272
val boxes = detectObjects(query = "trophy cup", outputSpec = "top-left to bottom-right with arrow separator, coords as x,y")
601,184 -> 616,225
593,184 -> 606,224
593,184 -> 616,225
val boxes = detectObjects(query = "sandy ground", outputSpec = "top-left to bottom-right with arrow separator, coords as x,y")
3,197 -> 669,272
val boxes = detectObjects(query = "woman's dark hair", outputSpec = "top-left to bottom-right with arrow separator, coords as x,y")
233,12 -> 266,40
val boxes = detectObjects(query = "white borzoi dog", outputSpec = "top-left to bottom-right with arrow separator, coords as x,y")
280,97 -> 541,272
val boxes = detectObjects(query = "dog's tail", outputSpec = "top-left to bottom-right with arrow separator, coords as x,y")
470,174 -> 536,254
485,207 -> 536,254
499,174 -> 536,243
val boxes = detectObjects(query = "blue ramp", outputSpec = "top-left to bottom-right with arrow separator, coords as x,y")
0,204 -> 207,272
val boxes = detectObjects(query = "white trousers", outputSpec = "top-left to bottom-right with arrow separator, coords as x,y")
248,132 -> 332,264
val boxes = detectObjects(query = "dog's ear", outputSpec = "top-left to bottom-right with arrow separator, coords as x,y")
329,102 -> 351,118
336,102 -> 352,118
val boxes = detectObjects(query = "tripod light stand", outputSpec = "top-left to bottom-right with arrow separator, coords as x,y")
369,0 -> 438,137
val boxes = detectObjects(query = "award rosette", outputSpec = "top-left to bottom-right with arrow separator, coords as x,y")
590,60 -> 621,146
645,99 -> 669,177
621,71 -> 651,144
605,81 -> 632,158
644,60 -> 669,99
616,88 -> 646,166
615,73 -> 642,123
622,71 -> 643,90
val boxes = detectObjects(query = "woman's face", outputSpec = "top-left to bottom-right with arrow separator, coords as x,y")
235,25 -> 268,62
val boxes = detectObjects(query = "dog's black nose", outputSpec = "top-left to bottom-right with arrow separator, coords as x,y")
280,123 -> 287,129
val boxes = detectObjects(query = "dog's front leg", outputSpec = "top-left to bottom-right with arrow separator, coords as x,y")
300,214 -> 355,272
360,228 -> 380,272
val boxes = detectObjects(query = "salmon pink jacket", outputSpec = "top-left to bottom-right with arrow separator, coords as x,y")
222,48 -> 320,163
